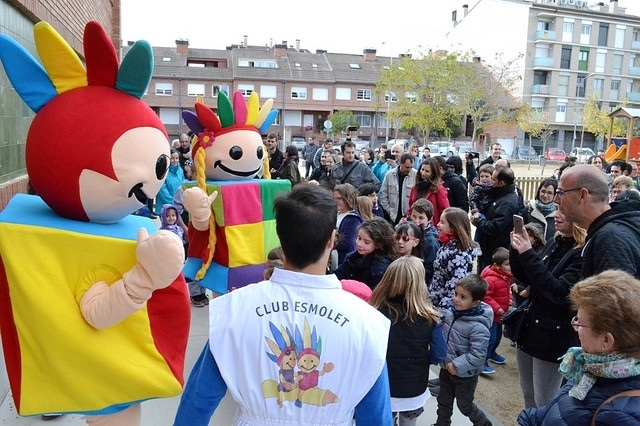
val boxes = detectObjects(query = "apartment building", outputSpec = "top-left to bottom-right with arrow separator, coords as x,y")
137,38 -> 403,144
445,0 -> 640,152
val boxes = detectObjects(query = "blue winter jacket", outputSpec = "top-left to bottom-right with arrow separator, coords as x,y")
518,374 -> 640,425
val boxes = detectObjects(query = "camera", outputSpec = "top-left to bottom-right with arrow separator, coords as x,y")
467,151 -> 480,159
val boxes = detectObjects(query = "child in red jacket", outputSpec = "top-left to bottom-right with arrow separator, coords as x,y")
480,247 -> 513,375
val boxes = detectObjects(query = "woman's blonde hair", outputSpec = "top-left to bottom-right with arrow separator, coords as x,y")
369,256 -> 440,324
333,183 -> 358,211
356,195 -> 374,220
570,270 -> 640,358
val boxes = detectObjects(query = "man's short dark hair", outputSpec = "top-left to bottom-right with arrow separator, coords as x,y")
492,247 -> 509,267
267,132 -> 277,140
433,155 -> 447,170
495,166 -> 515,186
341,141 -> 356,152
358,183 -> 378,197
399,153 -> 415,164
411,198 -> 434,220
456,275 -> 488,301
274,185 -> 336,269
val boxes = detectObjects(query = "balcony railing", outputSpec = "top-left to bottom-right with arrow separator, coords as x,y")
632,40 -> 640,51
531,84 -> 551,95
535,30 -> 556,41
627,91 -> 640,103
533,57 -> 554,68
630,67 -> 640,77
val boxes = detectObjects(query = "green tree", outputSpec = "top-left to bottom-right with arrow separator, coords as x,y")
329,110 -> 357,136
518,105 -> 555,173
454,52 -> 523,149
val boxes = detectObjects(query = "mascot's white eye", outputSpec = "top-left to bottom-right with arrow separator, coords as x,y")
229,146 -> 243,161
156,154 -> 170,180
257,145 -> 264,159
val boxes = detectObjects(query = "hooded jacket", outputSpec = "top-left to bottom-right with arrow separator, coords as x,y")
582,198 -> 640,279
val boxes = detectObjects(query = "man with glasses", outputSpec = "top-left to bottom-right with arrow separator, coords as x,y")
265,132 -> 284,176
555,164 -> 640,279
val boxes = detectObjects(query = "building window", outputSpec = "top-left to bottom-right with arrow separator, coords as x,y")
581,24 -> 591,44
613,54 -> 623,74
187,83 -> 205,97
576,74 -> 587,97
294,62 -> 301,67
611,80 -> 620,100
354,112 -> 371,128
159,107 -> 180,125
562,22 -> 574,42
312,63 -> 319,68
335,87 -> 351,100
237,59 -> 277,68
578,48 -> 589,71
615,27 -> 625,49
594,78 -> 604,98
558,75 -> 570,97
260,85 -> 277,98
555,102 -> 567,123
598,23 -> 609,47
384,91 -> 398,103
212,84 -> 230,97
356,89 -> 372,101
537,20 -> 550,31
560,46 -> 572,69
162,57 -> 171,62
312,88 -> 329,101
405,92 -> 418,103
291,86 -> 307,99
348,63 -> 361,69
238,84 -> 254,96
595,51 -> 606,73
155,82 -> 173,95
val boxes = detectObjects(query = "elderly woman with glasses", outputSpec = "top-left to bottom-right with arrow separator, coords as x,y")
510,210 -> 585,410
523,178 -> 558,242
518,270 -> 640,425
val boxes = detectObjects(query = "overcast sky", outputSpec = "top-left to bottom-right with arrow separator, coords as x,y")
121,0 -> 640,55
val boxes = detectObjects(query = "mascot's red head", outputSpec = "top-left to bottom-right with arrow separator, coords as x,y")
0,21 -> 169,223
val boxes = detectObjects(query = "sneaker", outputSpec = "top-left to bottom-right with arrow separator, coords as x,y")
481,364 -> 495,375
190,294 -> 209,307
427,378 -> 440,387
41,415 -> 63,421
489,354 -> 506,365
429,386 -> 440,397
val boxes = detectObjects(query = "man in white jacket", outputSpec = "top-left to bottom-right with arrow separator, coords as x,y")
173,184 -> 392,426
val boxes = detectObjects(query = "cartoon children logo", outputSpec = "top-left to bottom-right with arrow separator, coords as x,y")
262,318 -> 338,408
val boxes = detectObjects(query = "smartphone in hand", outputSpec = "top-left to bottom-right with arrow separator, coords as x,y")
384,150 -> 394,160
513,214 -> 524,235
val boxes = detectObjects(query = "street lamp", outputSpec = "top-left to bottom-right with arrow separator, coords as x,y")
382,42 -> 393,144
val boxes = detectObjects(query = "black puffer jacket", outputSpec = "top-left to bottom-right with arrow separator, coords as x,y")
582,198 -> 640,279
510,235 -> 581,362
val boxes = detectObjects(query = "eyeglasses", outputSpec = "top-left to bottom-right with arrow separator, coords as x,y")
571,316 -> 590,331
555,187 -> 582,197
397,235 -> 419,242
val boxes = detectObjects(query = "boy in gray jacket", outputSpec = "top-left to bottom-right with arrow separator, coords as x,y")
435,275 -> 493,426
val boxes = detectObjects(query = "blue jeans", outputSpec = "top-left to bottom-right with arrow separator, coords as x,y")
486,322 -> 502,362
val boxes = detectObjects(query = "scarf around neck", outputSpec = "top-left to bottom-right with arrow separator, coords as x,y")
535,199 -> 556,217
438,231 -> 457,244
558,347 -> 640,400
451,303 -> 484,319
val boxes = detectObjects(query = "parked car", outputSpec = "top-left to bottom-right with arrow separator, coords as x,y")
290,137 -> 307,151
428,141 -> 457,157
570,147 -> 595,163
515,146 -> 538,160
544,148 -> 567,161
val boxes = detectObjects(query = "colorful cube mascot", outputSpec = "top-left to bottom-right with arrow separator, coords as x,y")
181,92 -> 289,294
0,21 -> 189,425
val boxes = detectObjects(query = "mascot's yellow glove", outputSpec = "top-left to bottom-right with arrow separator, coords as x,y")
183,187 -> 218,231
79,228 -> 185,329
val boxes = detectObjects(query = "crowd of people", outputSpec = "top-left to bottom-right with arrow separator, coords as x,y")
154,134 -> 640,425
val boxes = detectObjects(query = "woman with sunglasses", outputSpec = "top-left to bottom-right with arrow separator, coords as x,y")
518,270 -> 640,425
510,210 -> 585,409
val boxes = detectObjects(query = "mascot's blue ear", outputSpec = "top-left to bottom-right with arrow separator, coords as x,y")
182,110 -> 204,134
0,34 -> 57,112
259,109 -> 279,134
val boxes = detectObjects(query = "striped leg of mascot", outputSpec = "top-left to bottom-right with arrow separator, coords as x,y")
0,22 -> 190,425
